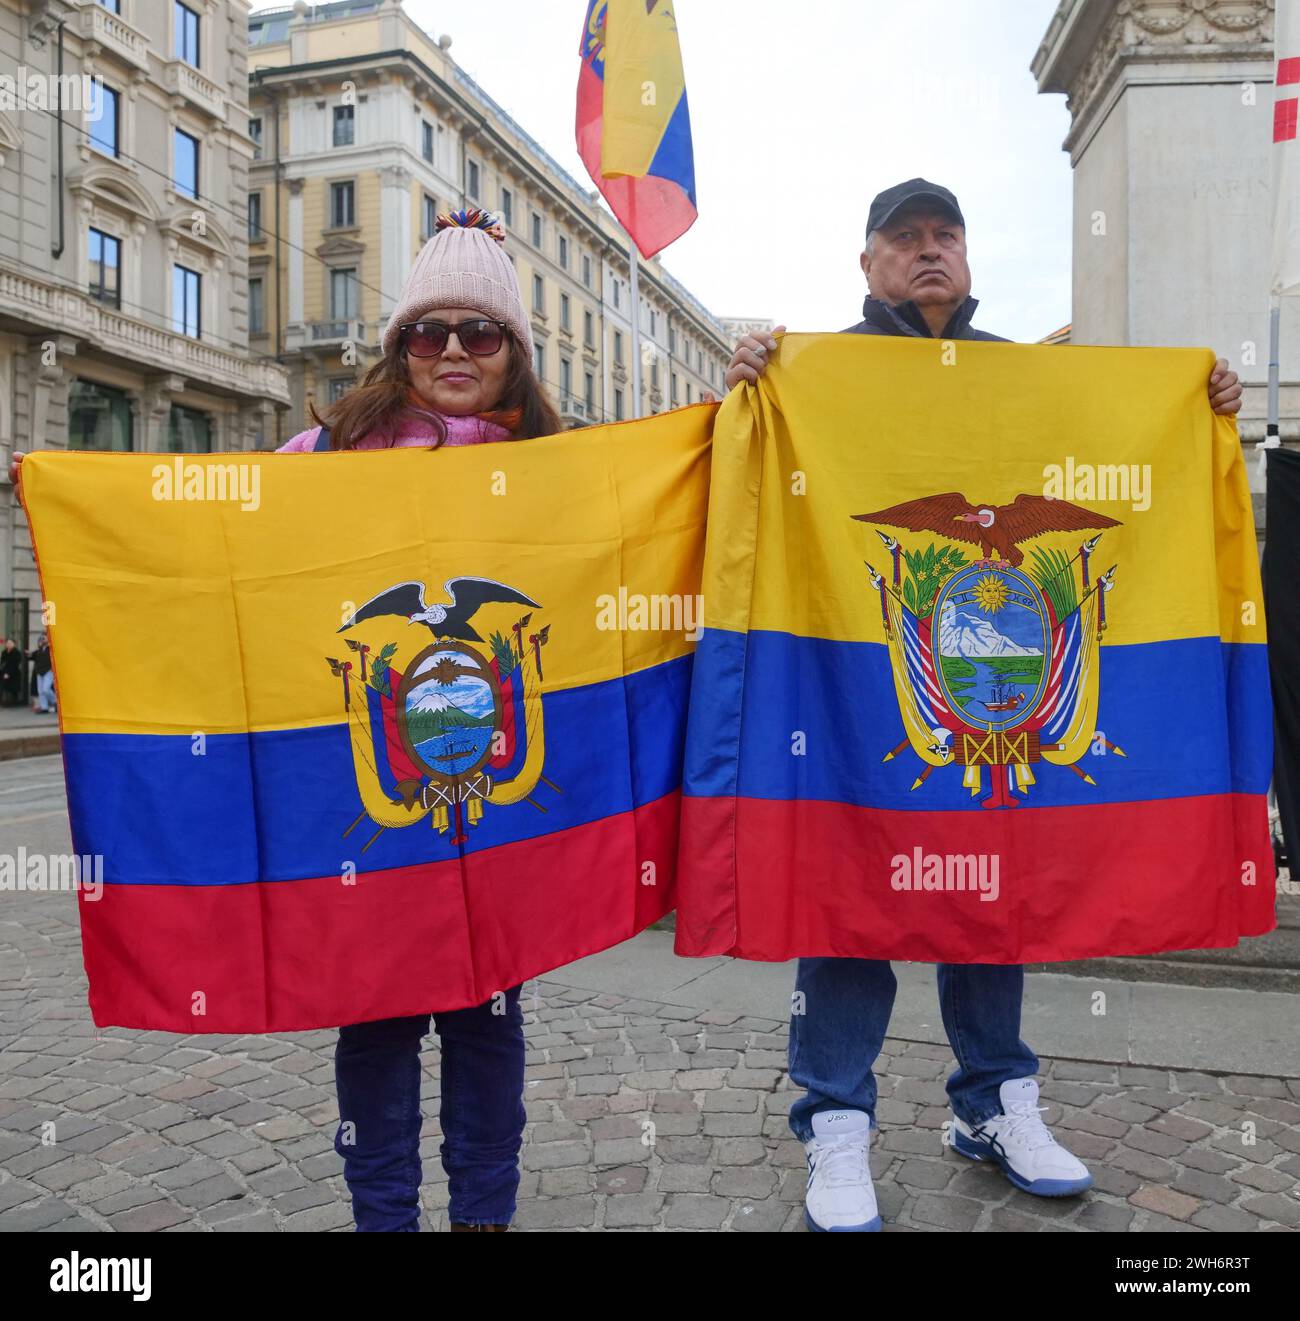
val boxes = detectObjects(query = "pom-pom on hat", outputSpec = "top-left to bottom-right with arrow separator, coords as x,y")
382,208 -> 532,358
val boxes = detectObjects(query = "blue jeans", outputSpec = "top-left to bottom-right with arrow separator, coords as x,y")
788,959 -> 1038,1140
334,987 -> 525,1231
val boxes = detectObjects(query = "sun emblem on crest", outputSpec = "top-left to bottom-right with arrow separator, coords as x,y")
970,573 -> 1009,614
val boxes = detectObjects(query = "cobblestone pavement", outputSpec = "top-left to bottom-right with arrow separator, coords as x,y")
3,882 -> 1300,1231
3,759 -> 1299,1232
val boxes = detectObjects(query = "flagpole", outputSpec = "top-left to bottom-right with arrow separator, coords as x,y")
1268,296 -> 1281,443
627,229 -> 643,418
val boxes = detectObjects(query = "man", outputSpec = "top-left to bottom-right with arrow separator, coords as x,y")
724,178 -> 1243,1234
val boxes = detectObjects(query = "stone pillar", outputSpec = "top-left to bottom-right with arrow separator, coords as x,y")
286,176 -> 305,348
380,164 -> 412,324
139,374 -> 185,453
1032,0 -> 1292,441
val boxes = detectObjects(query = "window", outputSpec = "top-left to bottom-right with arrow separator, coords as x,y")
584,371 -> 594,411
614,330 -> 623,365
68,380 -> 132,451
669,324 -> 676,353
613,280 -> 620,309
533,342 -> 544,379
328,378 -> 352,404
87,228 -> 120,308
560,293 -> 570,332
466,158 -> 480,200
422,193 -> 437,241
172,264 -> 201,339
249,277 -> 265,335
330,181 -> 355,228
615,389 -> 624,421
531,212 -> 542,248
330,268 -> 358,321
248,192 -> 262,240
249,117 -> 263,160
90,84 -> 119,158
558,235 -> 568,269
168,405 -> 211,454
174,128 -> 199,199
560,357 -> 571,398
651,360 -> 659,389
500,187 -> 513,226
584,309 -> 594,347
174,3 -> 200,66
697,348 -> 704,371
333,105 -> 355,147
671,371 -> 678,403
687,382 -> 693,404
650,308 -> 657,336
532,274 -> 544,314
96,0 -> 121,12
421,120 -> 434,162
582,254 -> 592,287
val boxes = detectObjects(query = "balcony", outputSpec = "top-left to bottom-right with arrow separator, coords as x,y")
0,266 -> 290,406
310,319 -> 370,345
558,397 -> 589,426
163,60 -> 226,124
75,1 -> 150,75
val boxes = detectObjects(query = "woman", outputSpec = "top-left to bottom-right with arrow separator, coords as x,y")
279,210 -> 560,1232
12,210 -> 560,1231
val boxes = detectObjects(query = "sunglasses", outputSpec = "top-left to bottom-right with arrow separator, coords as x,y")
400,319 -> 508,358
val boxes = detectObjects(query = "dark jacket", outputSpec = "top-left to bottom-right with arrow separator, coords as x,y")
845,294 -> 1009,342
29,645 -> 51,678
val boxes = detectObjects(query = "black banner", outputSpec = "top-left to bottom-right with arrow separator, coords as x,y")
1264,446 -> 1300,874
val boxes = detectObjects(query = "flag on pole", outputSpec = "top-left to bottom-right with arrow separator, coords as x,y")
576,0 -> 697,258
1271,0 -> 1300,294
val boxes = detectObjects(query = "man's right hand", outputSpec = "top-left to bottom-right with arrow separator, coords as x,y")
724,325 -> 785,391
8,451 -> 23,502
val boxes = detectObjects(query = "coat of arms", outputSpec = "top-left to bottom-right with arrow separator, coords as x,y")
326,576 -> 559,849
858,493 -> 1123,809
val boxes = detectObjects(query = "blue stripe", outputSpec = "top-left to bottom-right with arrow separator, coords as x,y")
63,655 -> 692,886
684,629 -> 1272,810
645,90 -> 697,204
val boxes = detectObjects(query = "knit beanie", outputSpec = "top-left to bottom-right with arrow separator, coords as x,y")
382,209 -> 532,358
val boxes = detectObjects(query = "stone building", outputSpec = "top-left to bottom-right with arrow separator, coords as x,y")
1032,0 -> 1293,443
246,0 -> 731,436
0,0 -> 290,630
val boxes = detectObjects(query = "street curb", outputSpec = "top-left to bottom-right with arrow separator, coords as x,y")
0,733 -> 60,760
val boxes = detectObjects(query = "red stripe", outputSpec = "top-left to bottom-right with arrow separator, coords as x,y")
1275,98 -> 1298,143
675,794 -> 1275,964
1278,56 -> 1300,86
79,793 -> 680,1032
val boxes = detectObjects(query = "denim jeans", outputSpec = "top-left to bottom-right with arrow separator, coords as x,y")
334,986 -> 525,1231
788,958 -> 1038,1140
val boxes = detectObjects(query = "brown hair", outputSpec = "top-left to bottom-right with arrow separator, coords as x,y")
310,334 -> 562,449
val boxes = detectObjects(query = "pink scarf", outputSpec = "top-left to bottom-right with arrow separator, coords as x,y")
277,409 -> 516,453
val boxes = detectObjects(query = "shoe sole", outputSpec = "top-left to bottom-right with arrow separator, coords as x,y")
952,1129 -> 1093,1197
805,1208 -> 882,1233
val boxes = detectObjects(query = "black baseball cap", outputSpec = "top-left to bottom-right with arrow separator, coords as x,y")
865,178 -> 965,242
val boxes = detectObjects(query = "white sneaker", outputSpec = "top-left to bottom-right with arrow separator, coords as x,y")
952,1077 -> 1093,1196
803,1109 -> 882,1232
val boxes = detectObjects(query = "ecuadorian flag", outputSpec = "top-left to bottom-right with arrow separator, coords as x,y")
23,412 -> 710,1032
577,0 -> 697,257
675,335 -> 1276,965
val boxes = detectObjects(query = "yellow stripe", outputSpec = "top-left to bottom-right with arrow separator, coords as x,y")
707,334 -> 1264,649
600,0 -> 686,178
25,408 -> 711,736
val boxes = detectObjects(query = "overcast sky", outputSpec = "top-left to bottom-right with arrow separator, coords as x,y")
253,1 -> 1074,343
